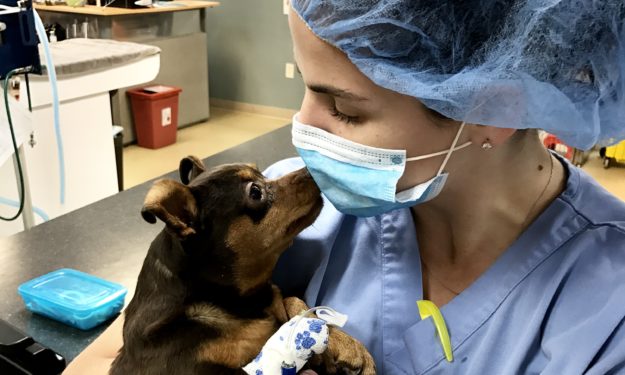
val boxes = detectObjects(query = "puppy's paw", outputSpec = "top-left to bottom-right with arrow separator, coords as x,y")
313,327 -> 376,375
282,297 -> 376,374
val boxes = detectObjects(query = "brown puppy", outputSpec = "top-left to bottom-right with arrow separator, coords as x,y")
110,156 -> 375,375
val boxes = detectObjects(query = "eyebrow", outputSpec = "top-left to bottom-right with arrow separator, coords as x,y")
307,84 -> 369,101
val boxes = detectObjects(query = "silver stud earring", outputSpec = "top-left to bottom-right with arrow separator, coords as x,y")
481,140 -> 493,150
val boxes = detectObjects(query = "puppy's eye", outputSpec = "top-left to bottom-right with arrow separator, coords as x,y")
247,182 -> 263,201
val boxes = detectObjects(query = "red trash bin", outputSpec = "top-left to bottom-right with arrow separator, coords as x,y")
127,85 -> 182,149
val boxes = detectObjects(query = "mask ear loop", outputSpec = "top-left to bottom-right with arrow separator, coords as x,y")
405,123 -> 471,164
404,141 -> 472,162
436,121 -> 467,176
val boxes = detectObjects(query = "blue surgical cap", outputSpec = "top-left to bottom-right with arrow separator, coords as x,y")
291,1 -> 625,150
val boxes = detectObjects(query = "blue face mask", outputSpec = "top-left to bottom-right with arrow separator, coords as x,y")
291,114 -> 471,217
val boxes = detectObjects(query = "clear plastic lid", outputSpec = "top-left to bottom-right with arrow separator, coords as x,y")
18,268 -> 127,313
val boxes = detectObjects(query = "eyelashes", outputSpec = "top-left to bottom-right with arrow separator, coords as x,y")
330,105 -> 361,125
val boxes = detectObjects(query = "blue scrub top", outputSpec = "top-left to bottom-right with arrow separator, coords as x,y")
265,155 -> 625,375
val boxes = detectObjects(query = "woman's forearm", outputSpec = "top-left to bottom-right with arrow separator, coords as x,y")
63,314 -> 124,375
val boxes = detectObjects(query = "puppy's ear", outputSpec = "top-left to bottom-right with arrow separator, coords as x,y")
179,156 -> 206,185
141,179 -> 197,238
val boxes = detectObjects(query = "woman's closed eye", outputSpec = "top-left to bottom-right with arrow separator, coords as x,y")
304,83 -> 367,125
330,105 -> 361,124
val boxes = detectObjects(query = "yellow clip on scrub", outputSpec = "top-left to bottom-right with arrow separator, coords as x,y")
417,300 -> 454,362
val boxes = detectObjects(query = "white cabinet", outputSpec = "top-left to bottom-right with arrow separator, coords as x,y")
0,53 -> 159,236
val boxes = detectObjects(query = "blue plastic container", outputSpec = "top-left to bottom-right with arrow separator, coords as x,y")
18,268 -> 127,330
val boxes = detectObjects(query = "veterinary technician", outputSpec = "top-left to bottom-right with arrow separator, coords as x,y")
66,1 -> 625,374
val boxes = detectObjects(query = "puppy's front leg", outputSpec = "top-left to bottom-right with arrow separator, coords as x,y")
282,297 -> 376,375
270,284 -> 289,324
283,296 -> 310,319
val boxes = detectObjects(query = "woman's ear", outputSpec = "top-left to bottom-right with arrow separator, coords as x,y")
468,124 -> 517,148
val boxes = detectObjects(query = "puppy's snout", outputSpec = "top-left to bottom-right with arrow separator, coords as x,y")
290,168 -> 318,190
292,170 -> 320,201
276,168 -> 323,237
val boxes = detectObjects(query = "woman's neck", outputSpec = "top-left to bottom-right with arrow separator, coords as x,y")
412,136 -> 567,306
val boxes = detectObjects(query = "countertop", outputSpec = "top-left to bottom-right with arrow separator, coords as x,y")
34,0 -> 219,16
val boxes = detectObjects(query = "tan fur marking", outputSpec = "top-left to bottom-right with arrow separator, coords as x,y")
225,215 -> 287,294
196,317 -> 276,368
284,296 -> 310,319
186,304 -> 239,331
270,285 -> 288,324
236,168 -> 257,181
